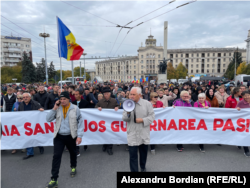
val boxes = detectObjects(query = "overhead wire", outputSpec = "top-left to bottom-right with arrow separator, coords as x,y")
60,0 -> 119,26
112,0 -> 197,56
1,23 -> 117,27
1,23 -> 59,56
1,15 -> 59,53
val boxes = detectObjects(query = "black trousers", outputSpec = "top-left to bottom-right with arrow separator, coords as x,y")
51,134 -> 77,180
103,144 -> 113,150
129,144 -> 148,172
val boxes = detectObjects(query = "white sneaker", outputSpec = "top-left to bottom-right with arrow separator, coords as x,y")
77,152 -> 80,157
151,150 -> 155,155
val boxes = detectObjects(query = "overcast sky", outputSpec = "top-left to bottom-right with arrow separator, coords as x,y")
1,0 -> 250,71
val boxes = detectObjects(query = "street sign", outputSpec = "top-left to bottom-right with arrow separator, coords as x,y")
12,78 -> 17,81
82,76 -> 85,78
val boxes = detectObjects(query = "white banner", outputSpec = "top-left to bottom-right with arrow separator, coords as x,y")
1,107 -> 250,150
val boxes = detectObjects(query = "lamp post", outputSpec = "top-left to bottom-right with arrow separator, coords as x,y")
39,32 -> 50,84
83,53 -> 87,80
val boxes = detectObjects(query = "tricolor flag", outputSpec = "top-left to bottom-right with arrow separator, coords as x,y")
146,77 -> 149,82
84,79 -> 87,83
132,80 -> 135,83
57,17 -> 84,60
43,79 -> 46,84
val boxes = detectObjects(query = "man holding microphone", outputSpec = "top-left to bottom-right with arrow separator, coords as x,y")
122,87 -> 155,172
45,92 -> 84,188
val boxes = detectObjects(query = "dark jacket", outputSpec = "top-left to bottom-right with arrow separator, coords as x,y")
33,90 -> 48,108
192,86 -> 202,102
95,97 -> 119,109
44,92 -> 59,110
18,100 -> 42,111
85,94 -> 96,108
72,99 -> 90,109
143,92 -> 150,101
4,94 -> 16,112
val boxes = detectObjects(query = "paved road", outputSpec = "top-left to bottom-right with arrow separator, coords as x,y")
1,144 -> 250,188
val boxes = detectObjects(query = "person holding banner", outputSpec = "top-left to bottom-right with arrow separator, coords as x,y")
95,87 -> 119,155
194,93 -> 211,152
45,91 -> 84,188
122,87 -> 155,172
150,92 -> 165,155
236,91 -> 250,157
18,93 -> 45,159
172,91 -> 193,152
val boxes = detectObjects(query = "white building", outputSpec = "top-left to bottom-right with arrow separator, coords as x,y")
95,35 -> 246,81
1,35 -> 32,67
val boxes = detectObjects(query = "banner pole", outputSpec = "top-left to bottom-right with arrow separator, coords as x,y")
57,16 -> 63,90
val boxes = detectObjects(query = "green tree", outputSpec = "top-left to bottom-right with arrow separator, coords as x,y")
246,64 -> 250,75
236,62 -> 247,75
224,51 -> 243,80
48,61 -> 56,80
175,62 -> 188,79
73,66 -> 90,80
35,58 -> 46,82
1,62 -> 22,83
21,52 -> 36,83
167,62 -> 178,79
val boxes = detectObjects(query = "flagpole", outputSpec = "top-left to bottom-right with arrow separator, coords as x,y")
57,16 -> 63,90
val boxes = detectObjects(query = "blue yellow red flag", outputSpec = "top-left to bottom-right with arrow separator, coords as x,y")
57,17 -> 84,61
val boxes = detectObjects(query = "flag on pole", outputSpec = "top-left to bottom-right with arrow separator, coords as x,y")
132,80 -> 135,83
84,79 -> 87,83
146,77 -> 149,82
140,78 -> 142,83
57,17 -> 84,60
43,79 -> 46,84
142,78 -> 145,83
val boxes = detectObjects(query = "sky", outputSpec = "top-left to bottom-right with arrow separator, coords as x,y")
1,0 -> 250,71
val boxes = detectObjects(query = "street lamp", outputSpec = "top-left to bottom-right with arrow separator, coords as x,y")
39,32 -> 50,84
82,53 -> 87,80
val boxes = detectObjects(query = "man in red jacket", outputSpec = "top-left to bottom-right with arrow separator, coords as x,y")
225,87 -> 242,108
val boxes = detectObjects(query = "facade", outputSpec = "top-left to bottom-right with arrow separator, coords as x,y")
85,69 -> 96,81
1,35 -> 32,67
95,34 -> 247,81
246,30 -> 250,65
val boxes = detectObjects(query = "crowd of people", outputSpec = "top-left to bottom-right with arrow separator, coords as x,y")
1,80 -> 250,157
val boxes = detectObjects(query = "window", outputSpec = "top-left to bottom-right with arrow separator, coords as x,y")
196,64 -> 199,68
191,70 -> 193,73
130,66 -> 131,69
202,53 -> 205,57
207,70 -> 209,73
141,60 -> 143,63
134,65 -> 136,68
147,70 -> 149,73
176,54 -> 178,58
224,53 -> 226,56
212,64 -> 215,68
176,59 -> 178,63
212,69 -> 214,73
141,55 -> 143,58
181,59 -> 183,62
229,53 -> 231,56
147,60 -> 149,64
223,64 -> 225,67
150,60 -> 152,63
207,59 -> 210,62
181,54 -> 183,57
134,71 -> 136,74
141,71 -> 143,74
197,59 -> 199,62
192,54 -> 193,57
147,65 -> 149,68
224,58 -> 226,62
141,65 -> 143,68
213,53 -> 215,57
134,60 -> 136,64
207,64 -> 209,67
213,59 -> 215,62
197,53 -> 199,57
208,53 -> 210,57
191,65 -> 193,68
191,59 -> 193,62
196,70 -> 199,73
158,54 -> 160,58
223,69 -> 225,72
175,65 -> 177,68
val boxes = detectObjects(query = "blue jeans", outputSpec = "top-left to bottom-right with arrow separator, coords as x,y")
26,147 -> 43,155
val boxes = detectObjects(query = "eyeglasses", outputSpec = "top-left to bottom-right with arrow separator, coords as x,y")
154,96 -> 158,98
17,98 -> 23,99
